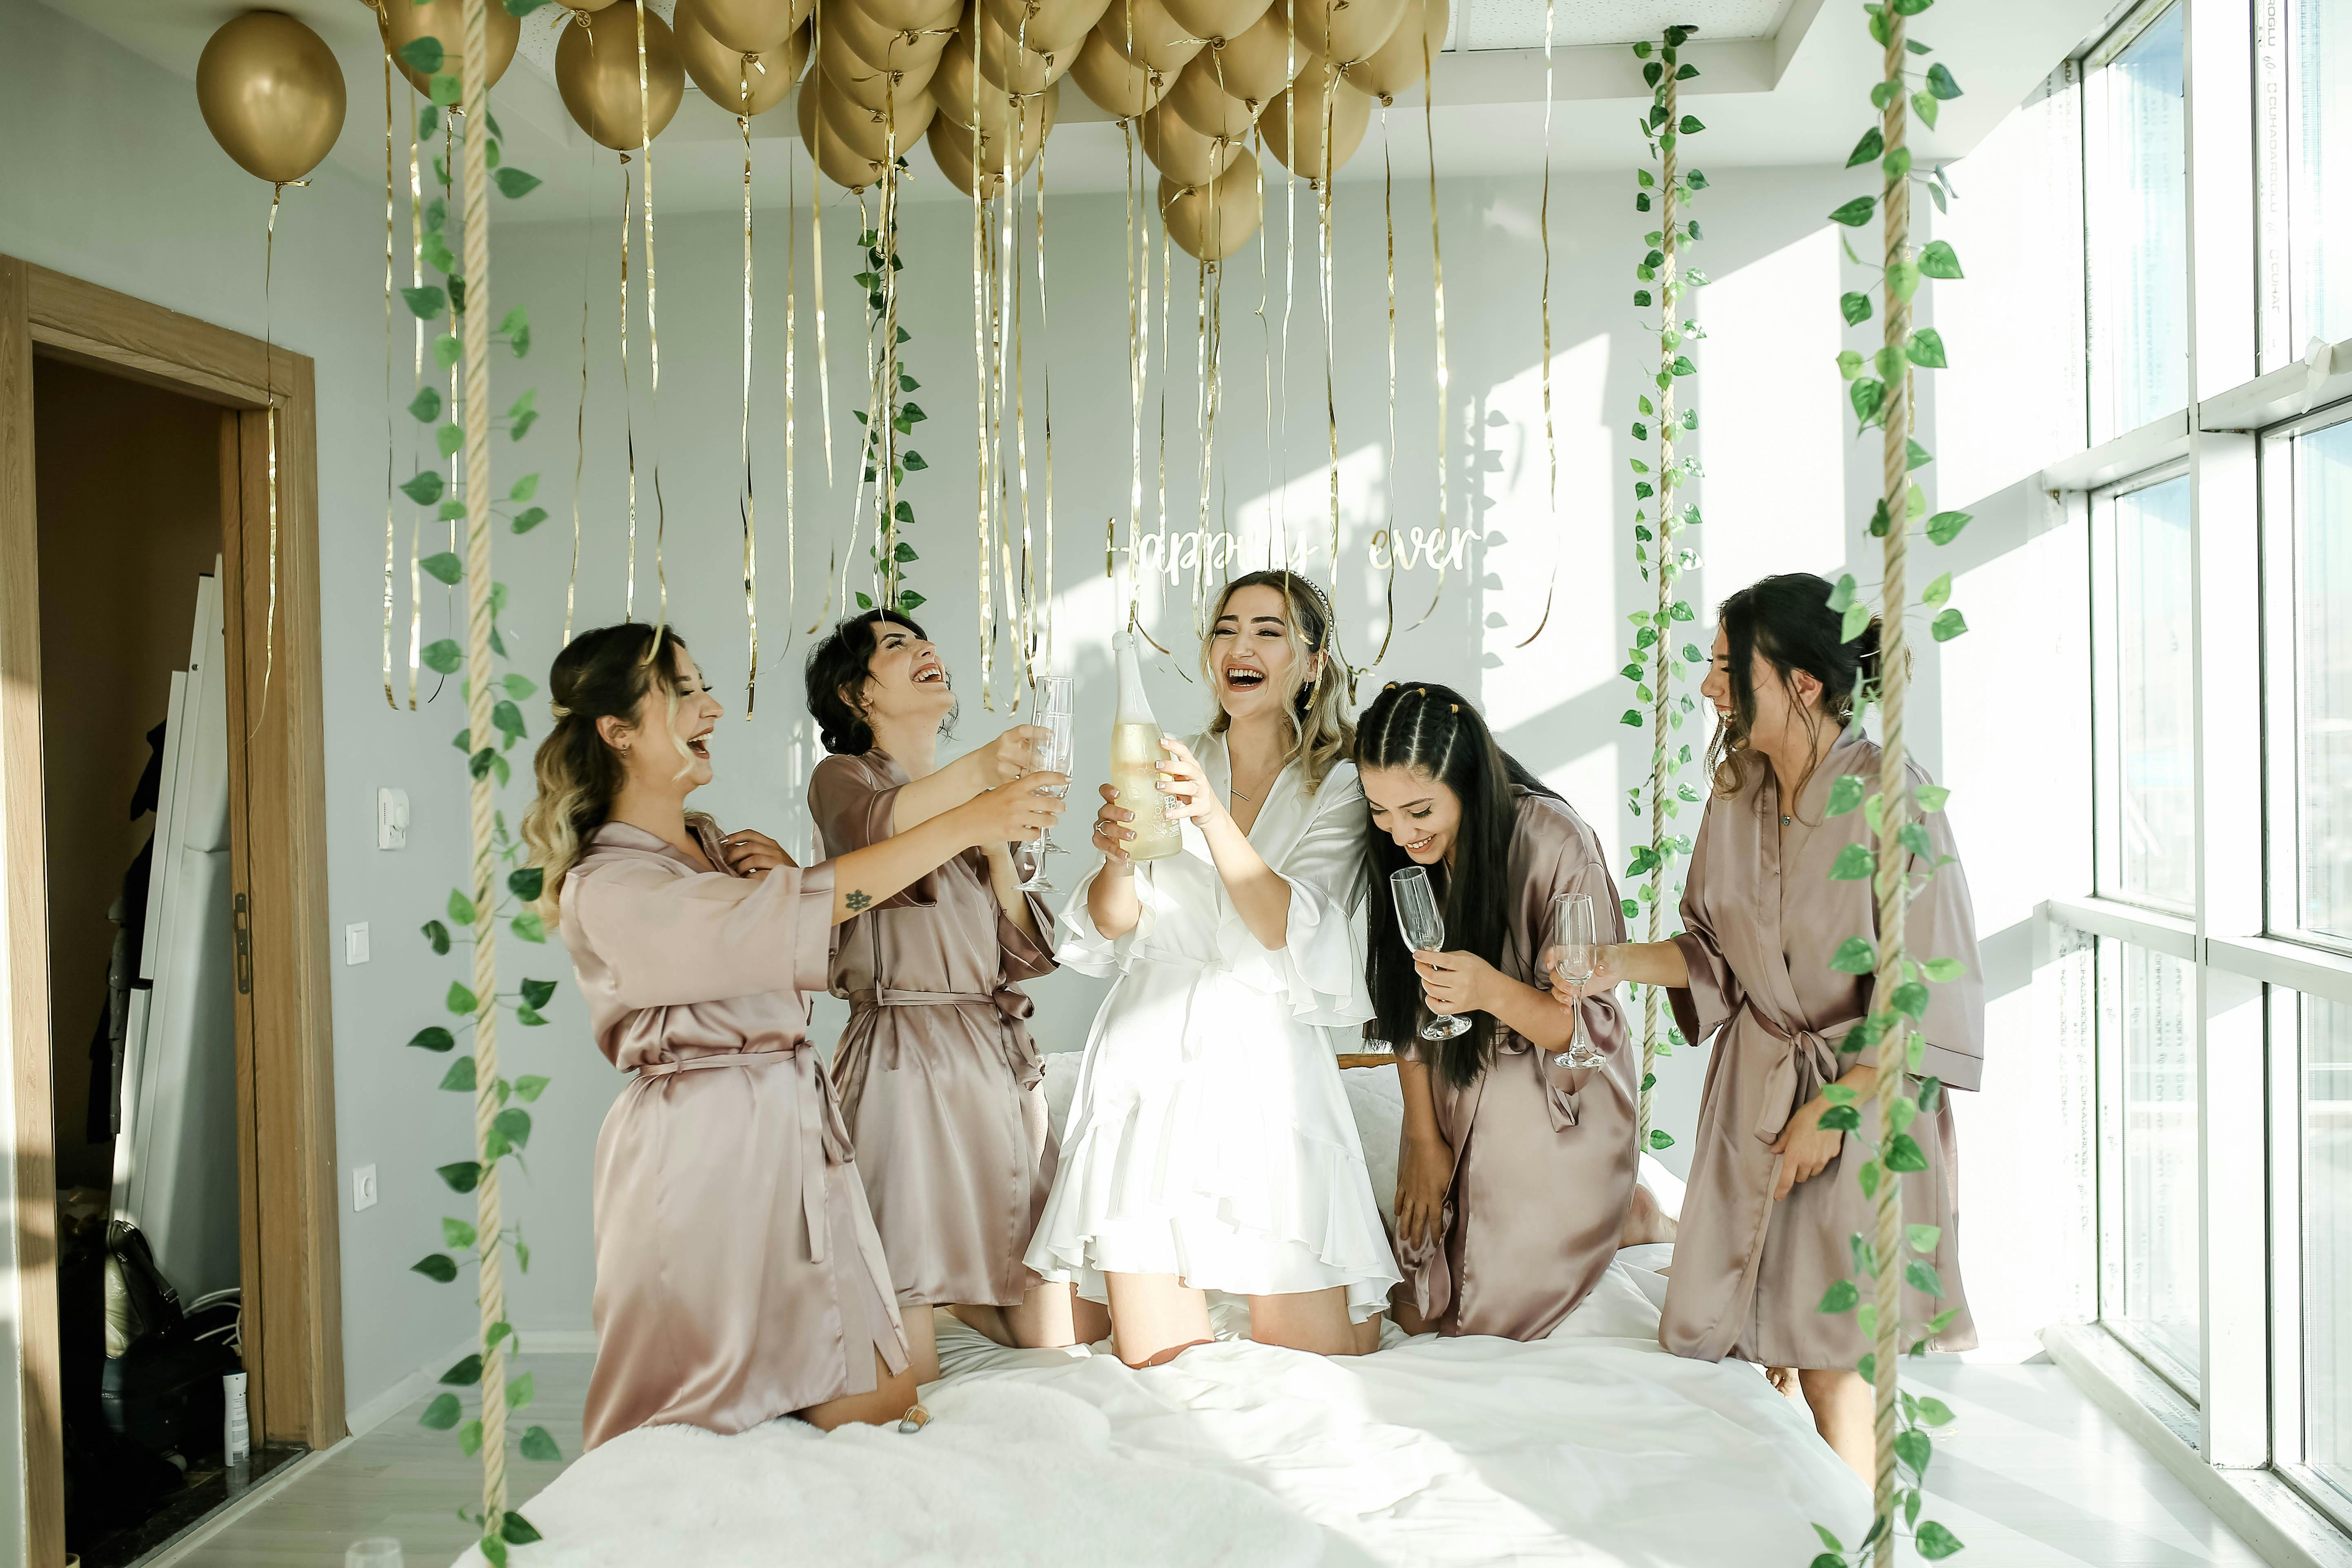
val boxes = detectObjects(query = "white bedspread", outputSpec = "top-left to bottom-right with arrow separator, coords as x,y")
468,1064 -> 1865,1566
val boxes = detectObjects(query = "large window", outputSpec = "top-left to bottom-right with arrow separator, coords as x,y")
2287,0 -> 2352,347
2085,0 -> 2189,442
2301,995 -> 2352,1510
2095,472 -> 2196,910
2288,419 -> 2352,944
2095,939 -> 2201,1393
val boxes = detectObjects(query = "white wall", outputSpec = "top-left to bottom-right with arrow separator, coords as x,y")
1,0 -> 2103,1447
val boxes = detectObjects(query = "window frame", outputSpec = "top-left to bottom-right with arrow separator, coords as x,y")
2089,459 -> 2196,916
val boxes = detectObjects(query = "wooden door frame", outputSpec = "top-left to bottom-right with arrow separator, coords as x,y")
0,255 -> 344,1566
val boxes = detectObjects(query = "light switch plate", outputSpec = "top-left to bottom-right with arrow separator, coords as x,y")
345,922 -> 370,966
352,1165 -> 379,1212
377,787 -> 410,850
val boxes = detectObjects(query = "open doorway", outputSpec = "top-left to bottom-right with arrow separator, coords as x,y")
1,257 -> 344,1568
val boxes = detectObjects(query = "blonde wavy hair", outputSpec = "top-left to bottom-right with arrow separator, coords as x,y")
1199,569 -> 1354,794
518,622 -> 696,922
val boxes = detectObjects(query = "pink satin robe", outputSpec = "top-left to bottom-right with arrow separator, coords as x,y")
811,751 -> 1060,1309
1395,790 -> 1640,1340
1663,726 -> 1984,1368
560,820 -> 906,1451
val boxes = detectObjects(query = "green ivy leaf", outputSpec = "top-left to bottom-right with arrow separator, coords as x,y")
1895,1426 -> 1933,1477
520,1425 -> 563,1462
1818,1103 -> 1861,1131
520,977 -> 559,1009
1829,844 -> 1875,880
419,1391 -> 462,1430
435,332 -> 462,370
458,1418 -> 483,1456
1829,937 -> 1877,974
1817,1279 -> 1860,1314
494,166 -> 542,200
1836,349 -> 1865,381
439,1056 -> 477,1092
1826,775 -> 1867,817
510,506 -> 548,535
1931,607 -> 1968,642
401,471 -> 445,507
481,1535 -> 509,1568
408,1025 -> 457,1054
1904,1258 -> 1947,1298
1648,1128 -> 1675,1150
508,1371 -> 537,1412
1850,377 -> 1886,425
1907,328 -> 1949,368
1907,1223 -> 1942,1254
1926,509 -> 1971,546
502,673 -> 538,701
412,1253 -> 459,1283
1915,1394 -> 1957,1426
1844,127 -> 1884,168
1919,240 -> 1964,281
421,551 -> 463,586
513,1074 -> 550,1102
492,1107 -> 533,1151
448,888 -> 478,925
442,1350 -> 484,1385
510,911 -> 546,944
436,422 -> 464,459
1925,61 -> 1962,99
1886,1133 -> 1931,1174
418,638 -> 461,675
429,72 -> 463,107
397,36 -> 445,74
447,980 -> 481,1016
1839,291 -> 1873,325
1913,90 -> 1941,129
1828,195 -> 1876,227
438,1160 -> 482,1193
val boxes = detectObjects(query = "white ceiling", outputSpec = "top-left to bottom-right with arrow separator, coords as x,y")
44,0 -> 2128,215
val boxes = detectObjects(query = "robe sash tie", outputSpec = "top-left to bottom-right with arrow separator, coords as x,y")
1748,1007 -> 1858,1145
634,1046 -> 849,1265
848,984 -> 1045,1090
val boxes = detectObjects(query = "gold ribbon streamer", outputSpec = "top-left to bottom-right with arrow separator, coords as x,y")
619,149 -> 639,619
812,5 -> 835,488
1514,0 -> 1562,646
973,110 -> 995,705
739,101 -> 760,713
1425,41 -> 1448,617
1318,69 -> 1338,587
383,49 -> 400,709
635,0 -> 670,640
252,180 -> 291,734
568,191 -> 588,645
1035,134 -> 1054,674
1366,98 -> 1399,669
784,139 -> 798,649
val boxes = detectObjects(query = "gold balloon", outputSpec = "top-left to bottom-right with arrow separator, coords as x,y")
932,27 -> 1058,139
982,0 -> 1112,58
818,12 -> 941,110
1279,0 -> 1404,66
827,0 -> 954,75
559,0 -> 624,11
1138,100 -> 1234,186
1160,155 -> 1263,261
928,99 -> 1050,194
197,13 -> 346,184
798,64 -> 885,187
974,6 -> 1072,92
1101,0 -> 1204,74
679,1 -> 808,113
1161,0 -> 1270,45
1212,2 -> 1303,99
1263,58 -> 1368,180
555,3 -> 686,150
820,62 -> 939,154
379,0 -> 520,97
1343,0 -> 1443,100
692,0 -> 809,54
1068,27 -> 1169,117
1169,53 -> 1259,138
859,0 -> 965,35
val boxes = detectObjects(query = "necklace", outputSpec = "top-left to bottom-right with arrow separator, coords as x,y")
1781,814 -> 1793,825
1232,788 -> 1253,802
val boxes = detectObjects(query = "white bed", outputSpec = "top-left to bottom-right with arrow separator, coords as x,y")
466,1061 -> 1869,1566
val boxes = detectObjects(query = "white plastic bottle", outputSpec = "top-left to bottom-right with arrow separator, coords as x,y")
1109,630 -> 1183,862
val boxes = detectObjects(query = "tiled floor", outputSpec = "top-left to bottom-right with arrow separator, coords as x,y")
145,1352 -> 2279,1567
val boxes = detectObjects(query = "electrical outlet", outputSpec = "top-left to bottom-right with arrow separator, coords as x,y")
377,787 -> 410,850
345,922 -> 370,966
352,1165 -> 379,1212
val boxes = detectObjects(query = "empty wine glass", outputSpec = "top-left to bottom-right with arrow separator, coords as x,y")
1548,891 -> 1604,1068
1017,677 -> 1076,893
1390,865 -> 1468,1041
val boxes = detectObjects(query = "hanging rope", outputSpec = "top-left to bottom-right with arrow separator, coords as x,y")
1637,48 -> 1683,1150
383,47 -> 400,710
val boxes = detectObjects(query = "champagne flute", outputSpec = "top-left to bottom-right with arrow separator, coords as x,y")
1017,677 -> 1076,893
1548,892 -> 1604,1068
1390,866 -> 1469,1041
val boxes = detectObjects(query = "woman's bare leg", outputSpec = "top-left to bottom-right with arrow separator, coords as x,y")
1798,1367 -> 1873,1483
1350,1312 -> 1385,1355
1389,1279 -> 1433,1338
1104,1271 -> 1213,1367
797,1349 -> 924,1432
892,1303 -> 942,1385
1619,1182 -> 1679,1246
1246,1285 -> 1359,1357
1000,1280 -> 1090,1349
946,1302 -> 1015,1347
1073,1293 -> 1113,1345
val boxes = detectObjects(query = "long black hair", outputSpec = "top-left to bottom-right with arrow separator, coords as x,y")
1354,682 -> 1559,1087
803,608 -> 950,756
1707,572 -> 1890,808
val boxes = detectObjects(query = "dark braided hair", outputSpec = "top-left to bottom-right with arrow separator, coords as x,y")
1354,682 -> 1560,1087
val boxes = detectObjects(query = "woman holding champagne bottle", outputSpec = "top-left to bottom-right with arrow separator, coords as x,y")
1028,572 -> 1399,1366
1357,683 -> 1648,1341
804,611 -> 1105,1383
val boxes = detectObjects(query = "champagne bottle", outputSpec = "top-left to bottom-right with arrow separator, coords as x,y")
1110,630 -> 1183,862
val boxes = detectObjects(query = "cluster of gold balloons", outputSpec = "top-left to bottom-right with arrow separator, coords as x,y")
196,11 -> 348,183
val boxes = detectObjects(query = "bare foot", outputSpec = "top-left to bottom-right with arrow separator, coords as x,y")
1619,1181 -> 1679,1247
1765,1365 -> 1801,1399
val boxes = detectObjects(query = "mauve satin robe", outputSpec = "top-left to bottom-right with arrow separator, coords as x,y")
1395,789 -> 1640,1341
1663,725 -> 1984,1368
560,820 -> 907,1451
811,751 -> 1061,1310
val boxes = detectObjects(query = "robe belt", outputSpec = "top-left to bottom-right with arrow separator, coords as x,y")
633,1047 -> 851,1265
1495,1036 -> 1584,1132
1746,1004 -> 1860,1144
847,984 -> 1044,1090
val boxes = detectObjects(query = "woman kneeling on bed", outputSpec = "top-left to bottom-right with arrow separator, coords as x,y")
1359,684 -> 1657,1340
521,623 -> 1064,1449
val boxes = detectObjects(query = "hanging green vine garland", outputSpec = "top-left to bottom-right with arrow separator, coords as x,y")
1618,26 -> 1710,1154
1807,0 -> 1969,1563
389,5 -> 565,1558
853,175 -> 929,617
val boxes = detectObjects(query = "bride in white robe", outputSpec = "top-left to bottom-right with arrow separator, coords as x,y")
1027,572 -> 1399,1365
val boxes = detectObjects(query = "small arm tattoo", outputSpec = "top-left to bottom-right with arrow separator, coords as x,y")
845,889 -> 872,912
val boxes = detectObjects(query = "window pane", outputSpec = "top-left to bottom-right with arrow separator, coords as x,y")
2290,0 -> 2352,345
2117,942 -> 2199,1380
2304,995 -> 2352,1506
2111,477 -> 2196,907
2086,4 -> 2189,441
2295,422 -> 2352,940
